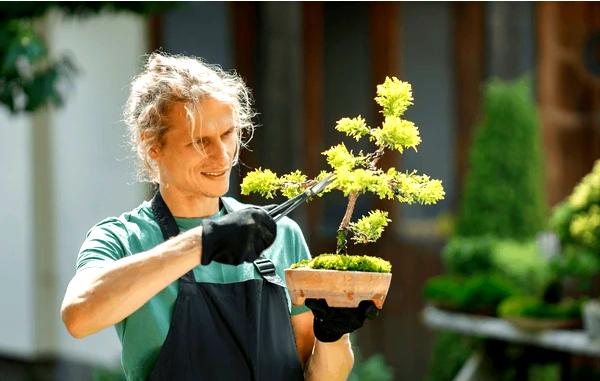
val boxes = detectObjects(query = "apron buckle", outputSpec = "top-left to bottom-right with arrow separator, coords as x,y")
253,257 -> 285,288
253,257 -> 276,275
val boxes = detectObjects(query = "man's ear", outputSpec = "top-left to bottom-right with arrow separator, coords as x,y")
141,131 -> 160,160
149,146 -> 160,160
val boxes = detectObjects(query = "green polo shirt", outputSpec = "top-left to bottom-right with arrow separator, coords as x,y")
76,197 -> 311,381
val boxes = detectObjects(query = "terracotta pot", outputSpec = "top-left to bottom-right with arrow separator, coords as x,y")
284,268 -> 392,308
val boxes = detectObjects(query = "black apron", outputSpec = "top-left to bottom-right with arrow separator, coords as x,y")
146,192 -> 304,381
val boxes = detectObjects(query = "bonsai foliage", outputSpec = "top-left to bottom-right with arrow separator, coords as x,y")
454,78 -> 546,240
241,77 -> 445,264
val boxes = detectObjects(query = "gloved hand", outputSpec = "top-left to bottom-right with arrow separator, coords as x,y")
305,299 -> 380,343
201,207 -> 277,266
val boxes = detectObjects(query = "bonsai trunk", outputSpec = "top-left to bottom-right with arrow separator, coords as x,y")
336,192 -> 358,254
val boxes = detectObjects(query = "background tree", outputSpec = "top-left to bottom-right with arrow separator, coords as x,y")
455,77 -> 547,239
0,2 -> 176,114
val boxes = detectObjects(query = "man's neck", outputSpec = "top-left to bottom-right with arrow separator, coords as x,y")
159,185 -> 220,218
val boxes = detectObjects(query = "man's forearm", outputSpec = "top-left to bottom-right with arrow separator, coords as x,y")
61,226 -> 203,338
304,334 -> 354,381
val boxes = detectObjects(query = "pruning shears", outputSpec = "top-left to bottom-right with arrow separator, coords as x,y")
266,175 -> 334,222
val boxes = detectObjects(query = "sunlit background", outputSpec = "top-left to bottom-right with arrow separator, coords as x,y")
1,2 -> 599,380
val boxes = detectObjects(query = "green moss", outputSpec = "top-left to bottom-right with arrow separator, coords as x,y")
290,254 -> 392,273
498,296 -> 584,320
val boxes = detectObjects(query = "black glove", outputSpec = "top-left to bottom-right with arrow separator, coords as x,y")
305,299 -> 380,343
201,207 -> 277,266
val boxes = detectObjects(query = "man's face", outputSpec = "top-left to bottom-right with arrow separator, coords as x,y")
153,98 -> 237,199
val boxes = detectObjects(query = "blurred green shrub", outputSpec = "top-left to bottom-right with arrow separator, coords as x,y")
454,78 -> 546,240
442,237 -> 550,295
441,236 -> 495,275
349,338 -> 394,381
550,245 -> 600,290
492,239 -> 550,294
424,274 -> 522,314
498,296 -> 584,320
425,332 -> 476,381
427,77 -> 548,380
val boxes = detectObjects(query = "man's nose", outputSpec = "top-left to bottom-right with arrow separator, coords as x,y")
212,139 -> 231,165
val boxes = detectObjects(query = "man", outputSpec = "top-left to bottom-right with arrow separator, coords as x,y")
61,52 -> 374,381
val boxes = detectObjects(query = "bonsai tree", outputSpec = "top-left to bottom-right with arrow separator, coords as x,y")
240,76 -> 445,271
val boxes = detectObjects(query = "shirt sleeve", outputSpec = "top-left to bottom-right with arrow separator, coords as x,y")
287,220 -> 312,316
76,217 -> 128,272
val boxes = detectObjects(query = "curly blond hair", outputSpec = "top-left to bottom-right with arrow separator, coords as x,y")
123,52 -> 256,183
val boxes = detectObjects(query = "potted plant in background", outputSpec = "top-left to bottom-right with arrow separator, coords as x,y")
241,76 -> 445,309
549,159 -> 600,337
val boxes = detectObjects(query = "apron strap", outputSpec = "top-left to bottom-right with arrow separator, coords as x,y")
151,191 -> 195,283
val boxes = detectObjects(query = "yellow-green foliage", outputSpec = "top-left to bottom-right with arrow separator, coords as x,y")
291,254 -> 392,273
374,76 -> 413,117
241,168 -> 308,199
241,76 -> 444,256
335,116 -> 370,141
569,160 -> 600,210
570,204 -> 600,250
240,168 -> 280,199
323,143 -> 367,171
390,169 -> 445,205
279,170 -> 307,198
370,116 -> 421,153
334,168 -> 389,198
551,159 -> 600,257
349,210 -> 391,244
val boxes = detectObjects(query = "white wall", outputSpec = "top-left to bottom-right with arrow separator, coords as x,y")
47,12 -> 148,367
0,111 -> 35,357
0,11 -> 147,368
